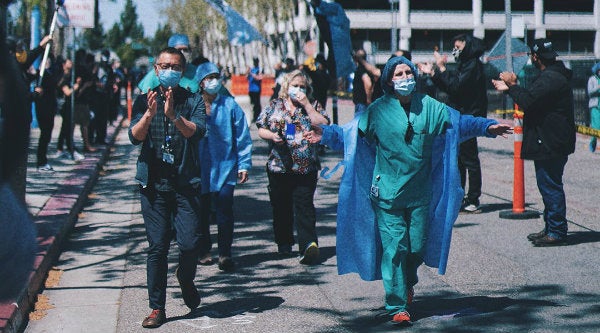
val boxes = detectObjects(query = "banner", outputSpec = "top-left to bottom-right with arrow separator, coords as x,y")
61,0 -> 94,29
311,1 -> 355,79
203,0 -> 267,46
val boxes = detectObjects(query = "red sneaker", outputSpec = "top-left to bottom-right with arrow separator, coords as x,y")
392,311 -> 411,324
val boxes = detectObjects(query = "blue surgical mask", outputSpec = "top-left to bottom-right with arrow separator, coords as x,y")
157,69 -> 182,88
393,77 -> 416,96
288,86 -> 306,100
204,78 -> 221,95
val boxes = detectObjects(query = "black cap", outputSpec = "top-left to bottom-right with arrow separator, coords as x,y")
530,38 -> 558,59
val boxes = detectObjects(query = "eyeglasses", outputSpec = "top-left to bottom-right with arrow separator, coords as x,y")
156,63 -> 183,71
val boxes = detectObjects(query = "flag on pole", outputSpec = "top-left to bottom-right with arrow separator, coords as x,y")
203,0 -> 267,46
486,32 -> 530,74
310,0 -> 355,80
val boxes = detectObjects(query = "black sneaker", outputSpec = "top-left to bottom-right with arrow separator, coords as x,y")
218,256 -> 235,272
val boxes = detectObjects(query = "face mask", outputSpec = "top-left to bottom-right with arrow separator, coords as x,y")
204,78 -> 221,95
393,77 -> 416,96
157,69 -> 182,88
288,86 -> 306,100
452,47 -> 462,61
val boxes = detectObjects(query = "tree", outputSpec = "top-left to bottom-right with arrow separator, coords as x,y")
105,0 -> 147,68
149,23 -> 173,55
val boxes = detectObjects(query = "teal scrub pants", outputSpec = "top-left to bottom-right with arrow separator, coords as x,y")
590,107 -> 600,151
373,204 -> 429,315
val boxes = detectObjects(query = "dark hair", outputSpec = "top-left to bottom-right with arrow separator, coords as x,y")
158,47 -> 186,67
451,33 -> 468,44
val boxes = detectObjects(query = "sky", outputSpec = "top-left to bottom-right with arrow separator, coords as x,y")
99,0 -> 167,37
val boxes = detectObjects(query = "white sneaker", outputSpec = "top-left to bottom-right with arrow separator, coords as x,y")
463,203 -> 480,213
73,151 -> 85,162
37,164 -> 55,172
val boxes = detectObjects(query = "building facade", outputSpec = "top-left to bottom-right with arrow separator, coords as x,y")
340,0 -> 599,64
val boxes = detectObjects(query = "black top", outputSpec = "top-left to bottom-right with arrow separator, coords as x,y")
507,61 -> 576,160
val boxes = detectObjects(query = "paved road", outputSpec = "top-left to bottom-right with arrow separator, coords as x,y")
22,96 -> 600,333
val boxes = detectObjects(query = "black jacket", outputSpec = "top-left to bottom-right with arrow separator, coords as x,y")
432,35 -> 488,117
507,61 -> 576,160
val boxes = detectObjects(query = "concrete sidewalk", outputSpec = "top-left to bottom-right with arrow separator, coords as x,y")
0,114 -> 125,333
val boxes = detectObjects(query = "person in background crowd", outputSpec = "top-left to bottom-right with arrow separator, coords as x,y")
271,58 -> 296,101
352,49 -> 375,114
303,53 -> 331,109
492,38 -> 575,247
5,33 -> 52,201
247,57 -> 263,122
56,58 -> 85,162
419,34 -> 488,213
129,47 -> 207,328
587,62 -> 600,152
195,62 -> 253,272
34,53 -> 60,172
256,69 -> 329,264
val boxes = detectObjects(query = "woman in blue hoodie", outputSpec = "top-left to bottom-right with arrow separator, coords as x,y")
305,56 -> 511,324
195,62 -> 252,272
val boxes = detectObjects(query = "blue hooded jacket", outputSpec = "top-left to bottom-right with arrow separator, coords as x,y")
320,56 -> 498,279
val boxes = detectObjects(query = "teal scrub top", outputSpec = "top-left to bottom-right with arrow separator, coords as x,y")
358,93 -> 450,209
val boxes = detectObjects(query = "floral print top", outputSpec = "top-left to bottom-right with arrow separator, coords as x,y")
256,98 -> 329,174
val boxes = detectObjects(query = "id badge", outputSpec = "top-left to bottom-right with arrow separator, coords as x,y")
370,184 -> 379,198
162,152 -> 175,165
285,123 -> 295,140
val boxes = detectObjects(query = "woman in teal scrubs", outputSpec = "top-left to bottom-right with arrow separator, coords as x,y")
307,56 -> 512,324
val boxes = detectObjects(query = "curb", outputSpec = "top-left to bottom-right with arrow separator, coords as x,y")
0,116 -> 126,333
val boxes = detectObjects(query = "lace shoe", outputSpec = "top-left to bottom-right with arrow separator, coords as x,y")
391,311 -> 411,324
175,267 -> 201,309
532,235 -> 567,247
299,242 -> 319,265
141,309 -> 166,328
527,229 -> 546,241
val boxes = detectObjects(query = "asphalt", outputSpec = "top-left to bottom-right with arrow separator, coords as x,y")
1,95 -> 599,333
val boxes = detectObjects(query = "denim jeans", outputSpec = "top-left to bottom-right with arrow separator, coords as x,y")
140,185 -> 204,310
200,184 -> 235,258
534,157 -> 569,239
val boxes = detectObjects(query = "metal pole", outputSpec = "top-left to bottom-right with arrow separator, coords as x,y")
390,0 -> 398,53
505,0 -> 513,73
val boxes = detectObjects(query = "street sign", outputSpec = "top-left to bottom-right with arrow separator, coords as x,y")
62,0 -> 94,28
